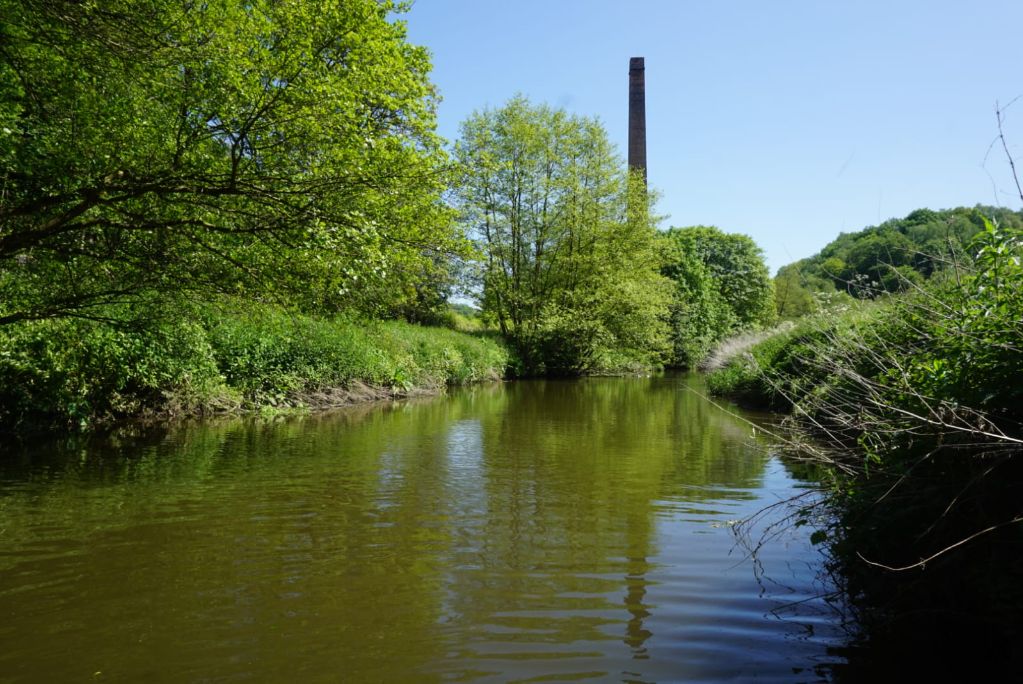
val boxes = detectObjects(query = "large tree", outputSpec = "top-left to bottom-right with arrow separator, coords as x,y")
660,226 -> 774,367
0,0 -> 460,324
454,97 -> 670,374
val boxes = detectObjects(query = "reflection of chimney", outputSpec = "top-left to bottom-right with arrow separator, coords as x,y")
628,57 -> 647,186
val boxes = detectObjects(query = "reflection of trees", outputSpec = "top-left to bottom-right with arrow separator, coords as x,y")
0,394 -> 491,680
446,374 -> 774,667
0,374 -> 777,680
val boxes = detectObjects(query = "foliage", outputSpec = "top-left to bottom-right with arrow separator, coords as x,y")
207,304 -> 507,400
659,225 -> 775,367
703,325 -> 792,406
773,268 -> 817,319
0,307 -> 226,428
0,0 -> 461,324
705,300 -> 873,408
661,248 -> 735,368
782,205 -> 1023,299
709,218 -> 1023,656
0,302 -> 508,430
454,96 -> 671,374
438,303 -> 486,333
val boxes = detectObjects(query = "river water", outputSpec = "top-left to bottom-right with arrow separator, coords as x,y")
0,374 -> 847,682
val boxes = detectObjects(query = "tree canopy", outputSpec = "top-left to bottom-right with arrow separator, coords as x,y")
659,226 -> 774,367
777,205 -> 1023,299
454,97 -> 670,374
0,0 -> 460,324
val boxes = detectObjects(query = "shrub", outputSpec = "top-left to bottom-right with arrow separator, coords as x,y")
0,302 -> 509,430
0,316 -> 223,428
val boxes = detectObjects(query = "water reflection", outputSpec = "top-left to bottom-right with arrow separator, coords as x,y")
0,374 -> 844,682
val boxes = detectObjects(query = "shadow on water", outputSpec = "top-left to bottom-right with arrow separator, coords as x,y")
0,374 -> 849,682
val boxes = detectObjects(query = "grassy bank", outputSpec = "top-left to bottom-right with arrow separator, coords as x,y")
0,302 -> 508,431
707,220 -> 1023,670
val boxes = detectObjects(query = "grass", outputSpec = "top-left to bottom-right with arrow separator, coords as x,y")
0,300 -> 508,431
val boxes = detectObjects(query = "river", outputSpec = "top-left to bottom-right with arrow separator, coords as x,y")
0,374 -> 847,682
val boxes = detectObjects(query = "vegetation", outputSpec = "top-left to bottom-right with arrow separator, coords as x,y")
1,1 -> 781,427
0,0 -> 509,431
7,0 -> 1023,676
0,0 -> 461,325
660,226 -> 775,368
454,97 -> 672,375
442,302 -> 486,333
772,267 -> 820,319
775,205 -> 1023,307
4,1 -> 1023,673
0,300 -> 507,430
709,218 -> 1023,663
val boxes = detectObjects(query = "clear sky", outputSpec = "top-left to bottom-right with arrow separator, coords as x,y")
402,0 -> 1023,273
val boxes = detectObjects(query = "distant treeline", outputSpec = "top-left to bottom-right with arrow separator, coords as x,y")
774,205 -> 1023,317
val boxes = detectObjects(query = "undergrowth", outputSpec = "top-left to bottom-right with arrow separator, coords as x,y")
0,300 -> 508,430
708,218 -> 1023,671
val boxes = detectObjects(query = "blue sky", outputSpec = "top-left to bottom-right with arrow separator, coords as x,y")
403,0 -> 1023,273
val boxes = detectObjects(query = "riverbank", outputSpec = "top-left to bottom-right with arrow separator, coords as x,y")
0,301 -> 509,432
705,221 -> 1023,672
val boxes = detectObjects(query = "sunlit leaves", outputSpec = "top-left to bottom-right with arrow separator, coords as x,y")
660,226 -> 775,367
454,97 -> 671,374
0,0 -> 457,322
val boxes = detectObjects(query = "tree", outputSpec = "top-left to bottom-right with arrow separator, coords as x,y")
661,246 -> 734,367
658,226 -> 774,367
665,227 -> 775,329
0,0 -> 461,324
454,97 -> 670,374
773,267 -> 817,319
843,230 -> 915,293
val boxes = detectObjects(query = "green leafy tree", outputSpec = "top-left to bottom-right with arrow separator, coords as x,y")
820,256 -> 848,289
660,246 -> 734,367
663,226 -> 775,329
454,97 -> 670,374
0,0 -> 460,324
843,230 -> 916,294
659,226 -> 774,366
773,268 -> 817,320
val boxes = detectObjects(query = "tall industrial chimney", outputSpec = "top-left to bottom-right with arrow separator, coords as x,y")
628,57 -> 647,185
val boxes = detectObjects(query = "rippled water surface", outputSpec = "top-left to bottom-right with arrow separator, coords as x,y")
0,375 -> 846,682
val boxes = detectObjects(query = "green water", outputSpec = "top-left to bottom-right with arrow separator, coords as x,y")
0,375 -> 845,682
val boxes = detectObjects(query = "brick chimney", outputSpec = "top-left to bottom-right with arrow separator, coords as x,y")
628,57 -> 647,185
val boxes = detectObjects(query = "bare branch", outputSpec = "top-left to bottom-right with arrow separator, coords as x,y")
857,515 -> 1023,572
996,97 -> 1023,204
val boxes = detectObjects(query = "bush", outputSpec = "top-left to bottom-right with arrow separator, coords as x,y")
0,302 -> 509,430
660,227 -> 775,368
202,305 -> 509,407
0,315 -> 224,428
